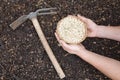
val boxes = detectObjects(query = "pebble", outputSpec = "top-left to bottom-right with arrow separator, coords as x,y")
85,78 -> 90,80
93,41 -> 96,44
57,43 -> 61,47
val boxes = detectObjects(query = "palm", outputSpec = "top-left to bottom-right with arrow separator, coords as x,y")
55,33 -> 86,55
77,15 -> 97,37
64,44 -> 84,54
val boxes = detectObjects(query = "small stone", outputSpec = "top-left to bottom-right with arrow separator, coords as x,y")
0,7 -> 2,11
117,51 -> 120,53
29,34 -> 33,37
30,51 -> 34,54
85,78 -> 90,80
57,43 -> 61,47
93,41 -> 96,44
101,17 -> 106,21
102,47 -> 104,50
37,49 -> 41,53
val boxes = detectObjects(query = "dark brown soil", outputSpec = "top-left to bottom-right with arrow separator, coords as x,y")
0,0 -> 120,80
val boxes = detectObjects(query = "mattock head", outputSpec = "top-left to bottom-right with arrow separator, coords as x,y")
10,8 -> 57,30
9,15 -> 28,30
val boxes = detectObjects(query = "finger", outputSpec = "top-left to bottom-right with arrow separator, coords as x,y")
60,41 -> 70,51
55,33 -> 61,44
67,15 -> 73,17
60,40 -> 71,49
55,33 -> 59,39
77,14 -> 88,21
79,43 -> 84,47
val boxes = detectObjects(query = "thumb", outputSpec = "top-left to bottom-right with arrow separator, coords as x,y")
77,14 -> 87,22
60,40 -> 71,48
87,31 -> 95,37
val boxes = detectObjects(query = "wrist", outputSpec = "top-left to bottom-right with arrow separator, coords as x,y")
75,50 -> 94,61
75,49 -> 88,56
96,25 -> 106,38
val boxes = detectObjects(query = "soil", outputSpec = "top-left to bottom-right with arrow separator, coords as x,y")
0,0 -> 120,80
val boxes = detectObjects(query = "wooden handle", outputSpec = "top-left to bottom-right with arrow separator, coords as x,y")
31,17 -> 65,79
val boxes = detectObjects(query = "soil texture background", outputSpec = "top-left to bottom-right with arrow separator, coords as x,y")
0,0 -> 120,80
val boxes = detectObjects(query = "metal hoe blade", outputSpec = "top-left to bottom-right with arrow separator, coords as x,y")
9,8 -> 57,30
10,15 -> 28,30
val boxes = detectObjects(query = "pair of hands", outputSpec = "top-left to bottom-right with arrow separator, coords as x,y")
55,15 -> 98,55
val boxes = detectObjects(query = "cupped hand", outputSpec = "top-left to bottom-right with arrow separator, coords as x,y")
55,33 -> 86,55
77,14 -> 98,37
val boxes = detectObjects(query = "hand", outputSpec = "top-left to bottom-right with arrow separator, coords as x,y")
77,14 -> 98,37
55,33 -> 86,55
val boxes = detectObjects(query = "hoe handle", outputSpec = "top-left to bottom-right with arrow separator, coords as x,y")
31,17 -> 65,79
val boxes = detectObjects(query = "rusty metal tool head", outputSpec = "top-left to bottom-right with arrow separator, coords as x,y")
9,8 -> 65,79
10,8 -> 57,30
